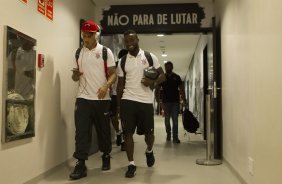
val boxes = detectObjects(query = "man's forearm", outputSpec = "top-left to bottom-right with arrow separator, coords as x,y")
104,72 -> 117,88
104,67 -> 117,88
116,77 -> 125,107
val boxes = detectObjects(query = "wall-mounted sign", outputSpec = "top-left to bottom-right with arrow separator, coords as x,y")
37,0 -> 54,21
37,0 -> 46,15
100,3 -> 206,34
46,0 -> 53,21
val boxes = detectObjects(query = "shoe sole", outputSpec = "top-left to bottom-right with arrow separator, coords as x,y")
69,173 -> 87,180
102,167 -> 111,171
125,172 -> 136,178
147,161 -> 155,167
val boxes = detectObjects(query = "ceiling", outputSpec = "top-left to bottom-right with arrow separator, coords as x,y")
92,0 -> 211,79
138,34 -> 200,79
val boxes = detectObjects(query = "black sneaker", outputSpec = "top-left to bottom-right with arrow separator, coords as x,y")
116,133 -> 122,146
173,138 -> 181,144
125,164 -> 136,178
69,161 -> 87,180
121,142 -> 126,151
145,151 -> 155,167
166,134 -> 171,142
102,154 -> 111,170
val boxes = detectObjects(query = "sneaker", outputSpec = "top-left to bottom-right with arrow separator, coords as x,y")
173,138 -> 181,144
116,133 -> 122,146
121,142 -> 126,151
125,164 -> 136,178
69,161 -> 87,180
102,154 -> 111,170
145,151 -> 155,167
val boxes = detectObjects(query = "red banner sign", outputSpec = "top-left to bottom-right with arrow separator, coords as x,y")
37,0 -> 46,16
46,0 -> 54,21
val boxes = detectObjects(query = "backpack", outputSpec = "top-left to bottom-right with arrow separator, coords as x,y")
182,108 -> 199,133
120,51 -> 153,77
75,46 -> 108,79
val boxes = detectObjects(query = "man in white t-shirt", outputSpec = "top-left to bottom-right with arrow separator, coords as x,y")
70,21 -> 116,180
117,30 -> 165,178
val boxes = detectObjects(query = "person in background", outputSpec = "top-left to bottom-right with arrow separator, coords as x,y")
110,49 -> 128,151
14,38 -> 36,100
156,61 -> 187,144
117,30 -> 165,178
70,20 -> 116,180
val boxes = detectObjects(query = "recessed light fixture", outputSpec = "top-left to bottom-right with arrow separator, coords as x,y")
161,53 -> 167,57
157,34 -> 164,37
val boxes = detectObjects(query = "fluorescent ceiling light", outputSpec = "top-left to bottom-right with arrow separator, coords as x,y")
157,34 -> 164,37
161,53 -> 167,57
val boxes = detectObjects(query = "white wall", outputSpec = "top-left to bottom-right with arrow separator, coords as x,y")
215,0 -> 282,183
0,0 -> 95,183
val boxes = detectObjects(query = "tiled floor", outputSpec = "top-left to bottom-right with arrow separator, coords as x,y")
31,116 -> 242,184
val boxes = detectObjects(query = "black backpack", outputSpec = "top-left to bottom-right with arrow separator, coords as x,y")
75,46 -> 108,79
182,108 -> 199,133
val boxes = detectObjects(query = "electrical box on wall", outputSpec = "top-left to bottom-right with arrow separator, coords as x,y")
38,54 -> 45,68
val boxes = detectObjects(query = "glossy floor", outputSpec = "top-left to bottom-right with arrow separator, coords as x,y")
30,116 -> 241,184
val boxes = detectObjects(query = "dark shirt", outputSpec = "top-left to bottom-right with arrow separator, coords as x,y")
161,72 -> 182,103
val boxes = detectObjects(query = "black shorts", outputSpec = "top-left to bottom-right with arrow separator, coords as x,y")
120,99 -> 154,135
110,95 -> 117,116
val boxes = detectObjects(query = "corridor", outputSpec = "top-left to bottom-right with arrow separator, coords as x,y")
29,116 -> 241,184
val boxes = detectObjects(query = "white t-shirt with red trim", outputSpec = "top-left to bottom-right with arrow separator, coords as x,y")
73,43 -> 115,100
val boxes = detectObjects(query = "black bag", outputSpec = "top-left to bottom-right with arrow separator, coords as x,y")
144,66 -> 159,80
182,108 -> 199,133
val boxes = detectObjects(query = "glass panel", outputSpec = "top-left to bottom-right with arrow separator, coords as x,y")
2,26 -> 36,142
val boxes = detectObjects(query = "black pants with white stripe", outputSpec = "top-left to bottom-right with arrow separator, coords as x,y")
73,98 -> 112,160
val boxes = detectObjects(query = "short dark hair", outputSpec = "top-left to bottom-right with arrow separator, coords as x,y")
124,29 -> 137,37
165,61 -> 173,67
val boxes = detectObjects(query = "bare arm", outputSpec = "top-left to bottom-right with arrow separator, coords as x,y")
71,69 -> 83,81
155,67 -> 166,86
117,76 -> 125,108
97,66 -> 117,99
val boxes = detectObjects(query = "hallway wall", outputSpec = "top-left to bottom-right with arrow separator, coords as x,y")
215,0 -> 282,184
0,0 -> 95,183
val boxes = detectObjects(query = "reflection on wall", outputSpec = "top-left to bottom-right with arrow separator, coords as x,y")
187,55 -> 204,132
2,26 -> 36,142
185,35 -> 207,133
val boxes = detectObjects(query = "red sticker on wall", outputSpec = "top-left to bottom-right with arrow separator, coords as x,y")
37,0 -> 46,15
46,0 -> 54,21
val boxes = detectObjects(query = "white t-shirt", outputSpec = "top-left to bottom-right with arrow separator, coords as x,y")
117,49 -> 160,104
73,43 -> 115,100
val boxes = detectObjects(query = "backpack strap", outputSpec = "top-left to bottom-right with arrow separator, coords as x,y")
144,51 -> 153,67
75,46 -> 108,80
75,47 -> 82,69
120,55 -> 127,77
102,46 -> 108,80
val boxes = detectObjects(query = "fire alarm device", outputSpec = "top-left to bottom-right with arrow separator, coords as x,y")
38,54 -> 45,68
